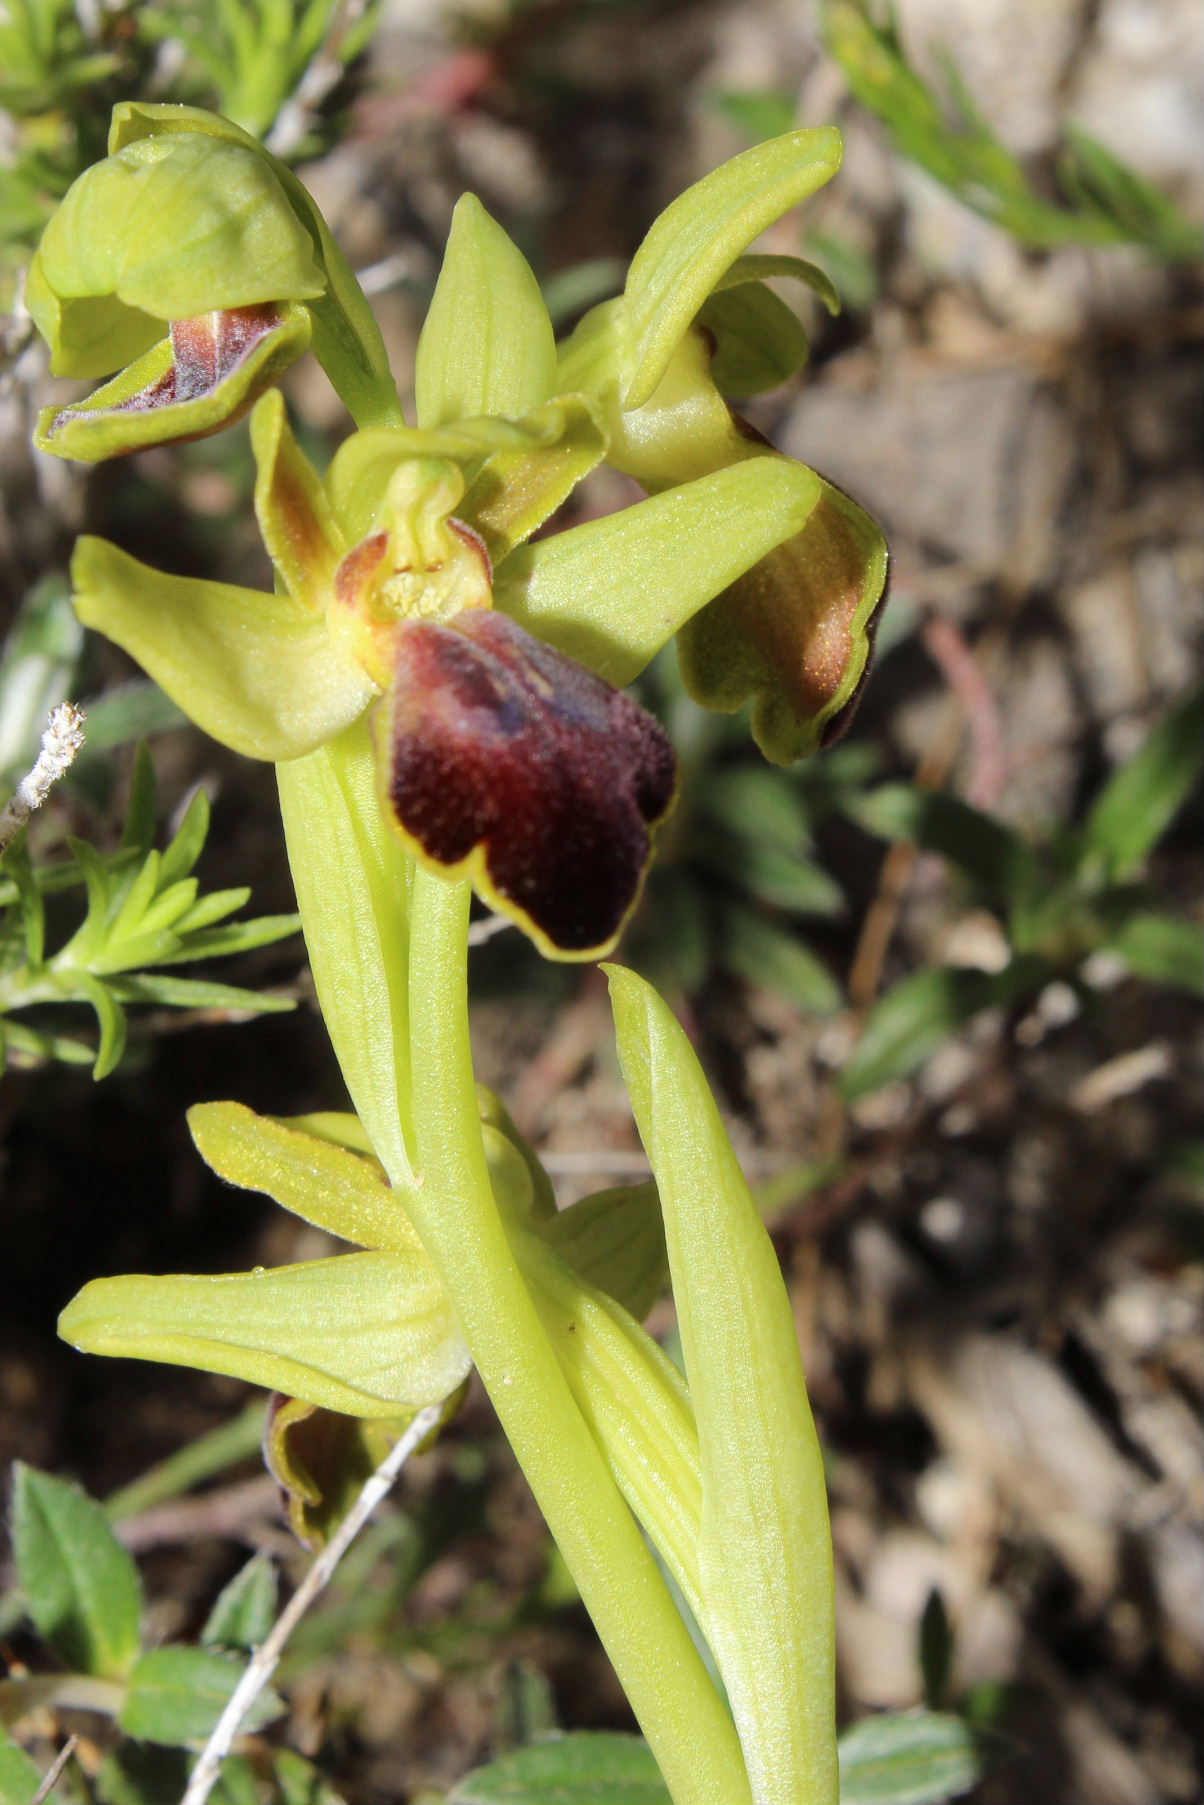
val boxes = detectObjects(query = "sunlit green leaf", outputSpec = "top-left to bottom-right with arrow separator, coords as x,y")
838,1710 -> 986,1805
449,1732 -> 671,1805
119,1646 -> 282,1745
1081,685 -> 1204,880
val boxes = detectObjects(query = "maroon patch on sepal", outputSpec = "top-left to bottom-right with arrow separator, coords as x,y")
382,611 -> 677,955
116,304 -> 284,416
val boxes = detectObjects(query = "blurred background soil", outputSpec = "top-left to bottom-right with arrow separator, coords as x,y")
1,3 -> 1201,1801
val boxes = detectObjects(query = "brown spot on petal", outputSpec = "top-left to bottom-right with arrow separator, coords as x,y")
113,304 -> 285,416
379,611 -> 677,957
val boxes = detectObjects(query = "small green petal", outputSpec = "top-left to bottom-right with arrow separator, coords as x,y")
494,456 -> 822,686
71,536 -> 373,761
696,282 -> 810,396
462,393 -> 608,563
59,1252 -> 470,1417
35,304 -> 311,462
415,193 -> 556,428
676,472 -> 889,762
251,388 -> 344,609
187,1102 -> 421,1253
622,127 -> 843,407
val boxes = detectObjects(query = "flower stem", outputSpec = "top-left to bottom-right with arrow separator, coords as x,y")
277,727 -> 751,1805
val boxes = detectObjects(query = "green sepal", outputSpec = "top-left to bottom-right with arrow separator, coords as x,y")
187,1100 -> 421,1253
677,473 -> 890,762
622,128 -> 843,407
34,304 -> 312,462
696,281 -> 809,396
58,1249 -> 471,1417
607,964 -> 837,1805
415,193 -> 556,428
712,252 -> 842,315
71,536 -> 373,761
494,455 -> 822,687
106,103 -> 402,429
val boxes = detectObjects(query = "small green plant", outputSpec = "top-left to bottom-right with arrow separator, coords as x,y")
839,683 -> 1204,1098
0,741 -> 300,1077
823,0 -> 1201,261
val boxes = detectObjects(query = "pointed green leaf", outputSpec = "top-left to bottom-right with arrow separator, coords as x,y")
415,194 -> 556,428
59,1251 -> 471,1415
846,784 -> 1033,902
677,473 -> 890,763
120,1646 -> 282,1745
155,912 -> 300,964
71,536 -> 374,761
1107,912 -> 1204,994
449,1733 -> 671,1805
106,974 -> 293,1012
200,1554 -> 277,1651
722,904 -> 843,1013
1081,684 -> 1204,880
75,971 -> 128,1078
120,742 -> 159,854
10,1463 -> 143,1679
157,789 -> 210,888
837,1710 -> 986,1805
607,966 -> 837,1805
622,128 -> 843,407
494,457 -> 822,686
839,965 -> 1011,1100
187,1101 -> 423,1252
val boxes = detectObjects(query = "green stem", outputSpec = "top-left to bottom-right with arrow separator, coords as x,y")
276,724 -> 751,1805
403,869 -> 748,1805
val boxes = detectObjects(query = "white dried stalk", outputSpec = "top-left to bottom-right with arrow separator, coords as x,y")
179,1400 -> 444,1805
0,703 -> 86,856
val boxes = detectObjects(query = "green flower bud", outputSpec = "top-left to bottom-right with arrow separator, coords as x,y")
28,132 -> 325,380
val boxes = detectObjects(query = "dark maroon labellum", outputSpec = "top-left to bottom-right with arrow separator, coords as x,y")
379,610 -> 677,957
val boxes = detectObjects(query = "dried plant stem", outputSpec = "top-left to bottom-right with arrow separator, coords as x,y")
179,1401 -> 443,1805
0,703 -> 85,855
32,1736 -> 78,1805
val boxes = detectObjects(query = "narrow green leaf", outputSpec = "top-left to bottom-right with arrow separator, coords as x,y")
1107,912 -> 1204,995
607,967 -> 837,1805
1,837 -> 45,968
274,1749 -> 348,1805
839,966 -> 1006,1100
158,788 -> 211,888
10,1463 -> 143,1678
59,1251 -> 471,1416
449,1732 -> 671,1805
846,784 -> 1033,902
722,903 -> 843,1013
136,878 -> 200,938
107,849 -> 162,945
707,838 -> 842,915
107,973 -> 294,1011
837,1710 -> 985,1805
713,251 -> 842,315
120,742 -> 158,853
1082,685 -> 1204,879
75,971 -> 128,1079
703,765 -> 812,847
415,194 -> 556,428
119,1646 -> 282,1745
622,128 -> 843,407
495,457 -> 822,687
153,913 -> 301,964
200,1554 -> 277,1651
169,886 -> 252,935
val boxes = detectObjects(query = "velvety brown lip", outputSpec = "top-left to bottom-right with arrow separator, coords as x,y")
379,608 -> 677,956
